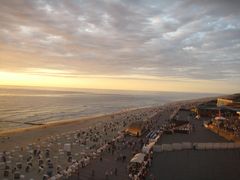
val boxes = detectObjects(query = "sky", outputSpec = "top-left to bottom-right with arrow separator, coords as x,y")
0,0 -> 240,93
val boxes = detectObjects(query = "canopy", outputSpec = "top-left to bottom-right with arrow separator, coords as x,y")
130,153 -> 145,164
142,142 -> 155,153
215,116 -> 226,120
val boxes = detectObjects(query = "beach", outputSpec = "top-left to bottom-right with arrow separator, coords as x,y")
0,107 -> 160,149
1,96 -> 239,180
1,0 -> 239,179
0,104 -> 160,179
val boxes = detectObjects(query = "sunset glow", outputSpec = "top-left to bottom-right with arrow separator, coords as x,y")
0,0 -> 239,93
0,70 -> 238,93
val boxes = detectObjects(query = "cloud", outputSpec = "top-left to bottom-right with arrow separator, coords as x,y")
0,0 -> 239,86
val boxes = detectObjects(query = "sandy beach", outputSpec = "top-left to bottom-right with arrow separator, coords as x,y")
0,104 -> 161,180
1,96 -> 238,180
0,107 -> 159,150
1,0 -> 240,178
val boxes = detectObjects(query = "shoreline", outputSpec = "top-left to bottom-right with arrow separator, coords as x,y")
0,106 -> 156,137
1,95 -> 234,180
0,96 -> 216,137
0,96 -> 222,151
0,105 -> 161,151
0,95 -> 218,137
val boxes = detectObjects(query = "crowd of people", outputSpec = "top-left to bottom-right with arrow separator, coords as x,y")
0,107 -> 160,180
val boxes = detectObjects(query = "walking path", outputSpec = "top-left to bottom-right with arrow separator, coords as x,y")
148,109 -> 240,180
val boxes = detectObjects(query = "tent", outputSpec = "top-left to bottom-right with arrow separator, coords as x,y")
149,134 -> 161,143
130,153 -> 146,164
142,142 -> 155,154
215,116 -> 226,121
125,121 -> 146,136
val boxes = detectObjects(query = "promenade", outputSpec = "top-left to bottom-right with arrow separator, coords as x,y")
70,135 -> 141,180
148,109 -> 240,180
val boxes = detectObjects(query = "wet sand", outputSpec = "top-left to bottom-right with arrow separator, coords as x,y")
0,107 -> 156,150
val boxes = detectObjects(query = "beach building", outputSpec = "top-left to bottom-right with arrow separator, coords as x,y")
217,94 -> 240,107
198,95 -> 240,140
125,121 -> 147,136
196,95 -> 240,118
197,102 -> 238,118
217,95 -> 240,110
216,95 -> 240,119
197,105 -> 240,119
197,105 -> 218,117
196,99 -> 219,118
217,98 -> 234,107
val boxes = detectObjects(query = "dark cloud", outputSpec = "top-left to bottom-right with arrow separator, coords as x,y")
0,0 -> 239,83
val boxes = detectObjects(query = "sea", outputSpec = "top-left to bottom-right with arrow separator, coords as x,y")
0,87 -> 219,131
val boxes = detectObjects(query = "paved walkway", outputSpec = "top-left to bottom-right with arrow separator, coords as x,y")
148,149 -> 240,180
69,107 -> 236,180
148,109 -> 240,180
157,110 -> 228,144
69,109 -> 162,180
69,136 -> 144,180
